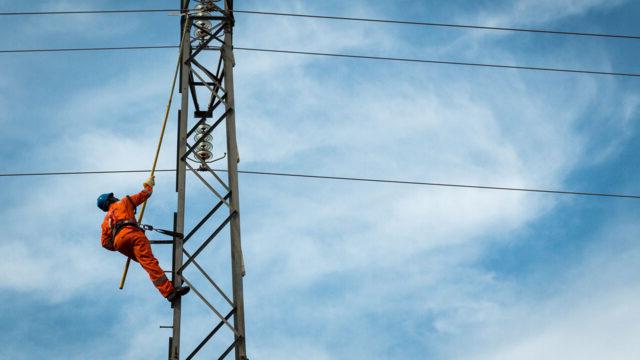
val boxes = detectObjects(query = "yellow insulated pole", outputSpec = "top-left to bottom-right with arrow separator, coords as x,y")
119,17 -> 189,290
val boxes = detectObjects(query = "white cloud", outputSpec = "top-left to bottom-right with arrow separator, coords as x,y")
251,338 -> 334,359
20,0 -> 141,39
463,220 -> 640,360
473,0 -> 628,28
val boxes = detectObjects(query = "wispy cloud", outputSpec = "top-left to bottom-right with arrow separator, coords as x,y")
473,0 -> 628,28
465,218 -> 640,360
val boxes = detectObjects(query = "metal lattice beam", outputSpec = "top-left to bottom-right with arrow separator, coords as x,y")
170,1 -> 247,359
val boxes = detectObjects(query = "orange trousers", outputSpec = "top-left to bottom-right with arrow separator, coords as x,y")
114,228 -> 174,297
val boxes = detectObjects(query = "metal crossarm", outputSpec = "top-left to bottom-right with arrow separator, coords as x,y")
170,1 -> 247,359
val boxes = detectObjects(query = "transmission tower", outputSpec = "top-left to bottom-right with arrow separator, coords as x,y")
169,0 -> 247,359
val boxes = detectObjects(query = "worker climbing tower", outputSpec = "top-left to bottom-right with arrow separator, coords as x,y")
170,0 -> 247,359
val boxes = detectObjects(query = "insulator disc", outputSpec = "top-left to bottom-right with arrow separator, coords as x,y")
196,124 -> 211,134
195,4 -> 210,12
196,150 -> 212,160
195,20 -> 212,30
196,142 -> 213,151
194,133 -> 213,142
195,29 -> 211,39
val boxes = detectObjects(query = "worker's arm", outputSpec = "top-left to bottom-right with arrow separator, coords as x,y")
128,177 -> 155,206
100,219 -> 115,251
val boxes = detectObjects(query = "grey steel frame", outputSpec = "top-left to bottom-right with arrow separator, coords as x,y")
168,1 -> 247,359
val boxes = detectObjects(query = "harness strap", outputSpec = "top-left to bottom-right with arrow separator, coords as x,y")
109,220 -> 182,250
109,220 -> 140,249
141,224 -> 184,239
108,197 -> 139,249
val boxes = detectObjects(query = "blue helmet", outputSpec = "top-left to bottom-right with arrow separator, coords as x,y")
97,193 -> 115,212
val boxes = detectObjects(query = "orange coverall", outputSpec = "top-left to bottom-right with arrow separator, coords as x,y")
100,184 -> 174,297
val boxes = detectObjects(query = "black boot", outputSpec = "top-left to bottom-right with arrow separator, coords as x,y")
166,285 -> 190,303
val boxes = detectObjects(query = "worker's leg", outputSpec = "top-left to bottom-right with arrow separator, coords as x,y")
130,231 -> 175,297
114,232 -> 139,262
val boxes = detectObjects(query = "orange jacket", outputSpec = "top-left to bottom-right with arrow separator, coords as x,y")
100,184 -> 153,251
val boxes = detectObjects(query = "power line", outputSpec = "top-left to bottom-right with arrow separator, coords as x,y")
233,10 -> 640,41
0,169 -> 159,177
0,8 -> 638,41
235,47 -> 640,78
0,168 -> 638,200
0,45 -> 636,78
0,45 -> 177,54
0,9 -> 174,16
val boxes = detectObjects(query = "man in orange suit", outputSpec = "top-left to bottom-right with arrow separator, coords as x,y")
97,176 -> 189,303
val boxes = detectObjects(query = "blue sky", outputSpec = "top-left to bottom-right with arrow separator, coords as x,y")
1,0 -> 639,359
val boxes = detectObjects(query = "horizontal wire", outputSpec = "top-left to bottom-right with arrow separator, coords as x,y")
0,168 -> 638,200
0,45 -> 636,78
235,47 -> 640,77
0,9 -> 175,16
0,45 -> 178,53
0,8 -> 638,40
233,10 -> 640,40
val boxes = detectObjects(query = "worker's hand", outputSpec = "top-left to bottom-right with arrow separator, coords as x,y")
144,176 -> 155,188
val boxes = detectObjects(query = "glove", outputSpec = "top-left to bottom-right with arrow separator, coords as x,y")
144,176 -> 155,188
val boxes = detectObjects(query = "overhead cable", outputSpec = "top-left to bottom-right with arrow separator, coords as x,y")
0,168 -> 638,200
232,10 -> 640,40
235,47 -> 640,78
0,8 -> 638,40
0,45 -> 177,53
0,9 -> 174,16
0,45 -> 636,78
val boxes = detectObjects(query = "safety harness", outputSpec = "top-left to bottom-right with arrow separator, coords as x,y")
111,221 -> 183,244
108,196 -> 183,250
140,224 -> 183,238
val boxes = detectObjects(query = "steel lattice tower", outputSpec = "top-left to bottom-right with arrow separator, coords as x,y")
169,1 -> 247,359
